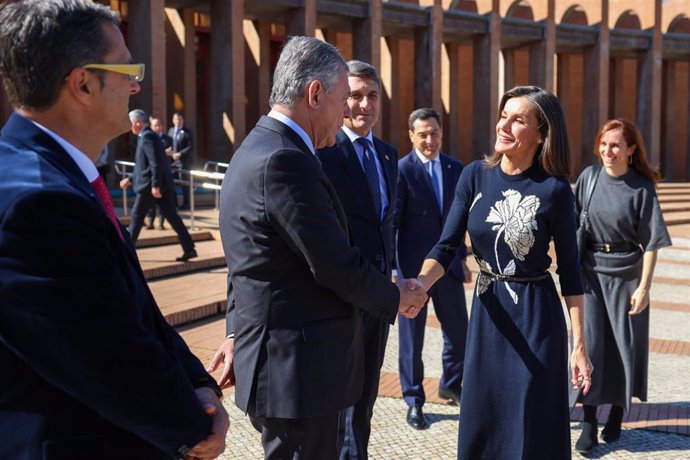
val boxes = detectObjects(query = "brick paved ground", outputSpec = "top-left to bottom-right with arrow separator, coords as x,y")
175,211 -> 690,459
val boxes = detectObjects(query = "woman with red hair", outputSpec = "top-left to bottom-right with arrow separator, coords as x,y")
573,119 -> 672,454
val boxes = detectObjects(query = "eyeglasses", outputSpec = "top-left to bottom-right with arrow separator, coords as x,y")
82,63 -> 145,82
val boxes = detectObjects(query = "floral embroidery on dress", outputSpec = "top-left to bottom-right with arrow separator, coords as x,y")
470,193 -> 482,212
480,189 -> 541,304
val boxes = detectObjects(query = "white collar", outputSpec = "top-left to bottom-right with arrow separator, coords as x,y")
30,120 -> 99,182
414,149 -> 439,165
268,110 -> 315,155
341,125 -> 374,146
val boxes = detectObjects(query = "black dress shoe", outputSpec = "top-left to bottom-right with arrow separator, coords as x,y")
406,406 -> 428,430
575,421 -> 598,455
601,418 -> 622,442
176,249 -> 198,262
438,387 -> 461,405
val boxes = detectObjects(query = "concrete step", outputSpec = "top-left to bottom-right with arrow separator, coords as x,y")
150,268 -> 228,327
660,201 -> 690,213
135,230 -> 215,249
136,239 -> 226,280
663,211 -> 690,226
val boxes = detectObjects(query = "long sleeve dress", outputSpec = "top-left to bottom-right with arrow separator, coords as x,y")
427,160 -> 583,460
574,166 -> 671,410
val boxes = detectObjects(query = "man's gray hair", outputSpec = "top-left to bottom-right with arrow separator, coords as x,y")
128,109 -> 149,123
269,36 -> 346,107
346,60 -> 380,88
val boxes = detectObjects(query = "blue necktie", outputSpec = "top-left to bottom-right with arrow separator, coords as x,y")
428,160 -> 442,212
356,138 -> 382,220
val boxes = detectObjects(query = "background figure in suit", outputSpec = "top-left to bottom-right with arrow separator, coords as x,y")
395,108 -> 471,429
120,110 -> 197,262
0,2 -> 228,459
147,117 -> 173,230
216,36 -> 426,460
168,112 -> 194,209
316,60 -> 398,460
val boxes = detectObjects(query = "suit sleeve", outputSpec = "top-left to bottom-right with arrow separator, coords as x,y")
225,275 -> 235,337
393,162 -> 408,274
264,149 -> 400,322
142,133 -> 163,188
178,129 -> 194,158
0,189 -> 212,456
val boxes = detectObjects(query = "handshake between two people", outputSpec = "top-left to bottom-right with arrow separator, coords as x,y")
396,278 -> 428,319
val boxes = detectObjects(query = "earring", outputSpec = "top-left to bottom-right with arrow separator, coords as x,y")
628,155 -> 633,165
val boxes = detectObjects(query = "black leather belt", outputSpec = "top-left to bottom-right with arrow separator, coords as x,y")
479,269 -> 551,283
587,241 -> 639,253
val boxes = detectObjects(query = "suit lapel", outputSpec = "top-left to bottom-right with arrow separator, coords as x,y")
439,154 -> 454,218
409,152 -> 442,221
334,130 -> 379,219
372,138 -> 395,207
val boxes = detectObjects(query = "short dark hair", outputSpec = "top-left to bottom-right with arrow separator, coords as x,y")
346,60 -> 380,88
0,0 -> 119,110
485,85 -> 571,178
408,108 -> 441,131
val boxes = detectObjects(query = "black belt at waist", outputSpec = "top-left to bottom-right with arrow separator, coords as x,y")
479,269 -> 551,283
587,240 -> 639,253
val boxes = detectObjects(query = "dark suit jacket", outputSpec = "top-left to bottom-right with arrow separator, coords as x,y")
0,114 -> 219,459
132,127 -> 174,194
168,126 -> 194,169
317,129 -> 398,277
395,150 -> 467,282
219,116 -> 399,419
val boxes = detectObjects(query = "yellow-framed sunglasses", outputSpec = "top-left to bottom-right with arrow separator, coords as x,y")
82,63 -> 145,82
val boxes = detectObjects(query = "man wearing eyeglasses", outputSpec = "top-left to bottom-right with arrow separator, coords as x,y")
0,1 -> 228,459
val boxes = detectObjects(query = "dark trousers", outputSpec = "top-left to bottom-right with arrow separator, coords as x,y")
250,412 -> 343,460
339,311 -> 389,460
127,187 -> 194,252
398,274 -> 468,407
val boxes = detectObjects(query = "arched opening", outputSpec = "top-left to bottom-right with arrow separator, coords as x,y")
614,10 -> 642,31
561,5 -> 588,26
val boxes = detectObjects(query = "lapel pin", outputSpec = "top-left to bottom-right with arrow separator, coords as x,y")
385,155 -> 390,160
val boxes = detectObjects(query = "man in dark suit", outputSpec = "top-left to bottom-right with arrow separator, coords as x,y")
215,36 -> 426,459
0,2 -> 228,459
168,112 -> 194,209
395,108 -> 471,429
120,109 -> 197,261
316,60 -> 398,460
146,116 -> 173,230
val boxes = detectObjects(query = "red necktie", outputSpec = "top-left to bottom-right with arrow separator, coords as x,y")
90,176 -> 124,241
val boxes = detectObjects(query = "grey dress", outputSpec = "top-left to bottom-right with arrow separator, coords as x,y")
574,166 -> 672,410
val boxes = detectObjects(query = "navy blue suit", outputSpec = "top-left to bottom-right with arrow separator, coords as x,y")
127,127 -> 194,252
395,150 -> 468,407
220,117 -> 399,458
0,113 -> 220,459
317,128 -> 398,459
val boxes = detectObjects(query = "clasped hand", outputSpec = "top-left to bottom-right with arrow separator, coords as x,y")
396,278 -> 428,319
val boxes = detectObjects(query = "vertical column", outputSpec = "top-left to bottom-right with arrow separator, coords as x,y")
472,1 -> 501,159
285,0 -> 316,37
528,0 -> 555,90
636,0 -> 662,167
128,0 -> 166,118
208,0 -> 244,161
352,0 -> 382,71
502,49 -> 516,92
414,0 -> 442,109
257,20 -> 272,117
582,0 -> 609,163
181,8 -> 197,153
446,42 -> 462,158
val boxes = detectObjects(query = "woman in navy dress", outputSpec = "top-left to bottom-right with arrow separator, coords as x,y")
416,86 -> 593,459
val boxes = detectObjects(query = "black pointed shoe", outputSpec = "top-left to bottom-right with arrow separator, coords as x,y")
176,249 -> 198,262
575,421 -> 598,455
438,387 -> 461,405
406,406 -> 428,430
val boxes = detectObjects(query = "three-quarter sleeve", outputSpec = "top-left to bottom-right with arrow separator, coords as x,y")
550,179 -> 584,296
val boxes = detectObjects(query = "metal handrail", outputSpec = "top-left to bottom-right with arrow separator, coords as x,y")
203,161 -> 229,208
115,160 -> 226,228
114,160 -> 135,216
